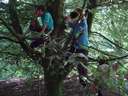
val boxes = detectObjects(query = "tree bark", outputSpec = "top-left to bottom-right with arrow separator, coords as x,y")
9,0 -> 23,34
44,68 -> 64,96
42,1 -> 65,95
46,0 -> 65,37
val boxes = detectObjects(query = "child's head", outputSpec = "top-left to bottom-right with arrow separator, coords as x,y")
69,8 -> 84,23
35,5 -> 46,16
75,8 -> 84,19
98,56 -> 109,65
70,10 -> 80,22
98,59 -> 106,65
75,8 -> 83,15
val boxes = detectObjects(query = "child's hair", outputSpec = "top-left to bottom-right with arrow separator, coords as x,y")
36,5 -> 46,11
98,56 -> 109,65
98,59 -> 106,65
70,11 -> 80,19
75,8 -> 83,14
75,8 -> 84,20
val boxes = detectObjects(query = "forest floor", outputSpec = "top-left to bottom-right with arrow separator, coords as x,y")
0,75 -> 121,96
0,75 -> 85,96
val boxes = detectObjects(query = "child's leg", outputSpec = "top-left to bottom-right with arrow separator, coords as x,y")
77,63 -> 88,76
30,37 -> 44,48
75,49 -> 88,87
64,46 -> 75,60
98,89 -> 103,96
77,63 -> 88,86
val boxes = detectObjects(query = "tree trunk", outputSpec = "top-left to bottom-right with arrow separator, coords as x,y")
46,0 -> 65,36
43,1 -> 65,94
44,69 -> 64,96
45,79 -> 64,96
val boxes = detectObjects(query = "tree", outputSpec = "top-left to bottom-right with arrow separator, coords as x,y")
0,0 -> 84,96
1,0 -> 128,96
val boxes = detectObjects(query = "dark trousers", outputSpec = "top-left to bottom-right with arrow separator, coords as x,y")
69,46 -> 88,55
30,30 -> 52,49
30,37 -> 45,48
69,47 -> 88,87
98,89 -> 103,96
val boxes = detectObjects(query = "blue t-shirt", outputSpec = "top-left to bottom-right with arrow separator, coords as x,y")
70,17 -> 88,49
41,11 -> 54,31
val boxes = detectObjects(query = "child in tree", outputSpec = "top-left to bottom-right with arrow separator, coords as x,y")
65,8 -> 89,87
29,5 -> 54,48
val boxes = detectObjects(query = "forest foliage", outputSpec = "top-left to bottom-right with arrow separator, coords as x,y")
0,0 -> 128,95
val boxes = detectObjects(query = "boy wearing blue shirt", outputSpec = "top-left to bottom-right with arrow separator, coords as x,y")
65,8 -> 89,87
67,8 -> 88,55
30,5 -> 54,48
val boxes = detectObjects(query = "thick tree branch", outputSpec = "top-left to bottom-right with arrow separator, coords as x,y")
0,18 -> 20,38
82,0 -> 87,9
7,0 -> 46,64
0,18 -> 12,32
0,36 -> 19,43
0,20 -> 40,60
88,53 -> 128,62
9,0 -> 23,34
92,32 -> 128,51
88,51 -> 128,62
119,62 -> 128,70
89,46 -> 117,57
0,32 -> 11,36
0,51 -> 22,56
107,54 -> 128,61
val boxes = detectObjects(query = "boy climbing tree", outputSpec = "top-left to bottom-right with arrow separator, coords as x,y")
64,8 -> 89,87
29,5 -> 54,49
